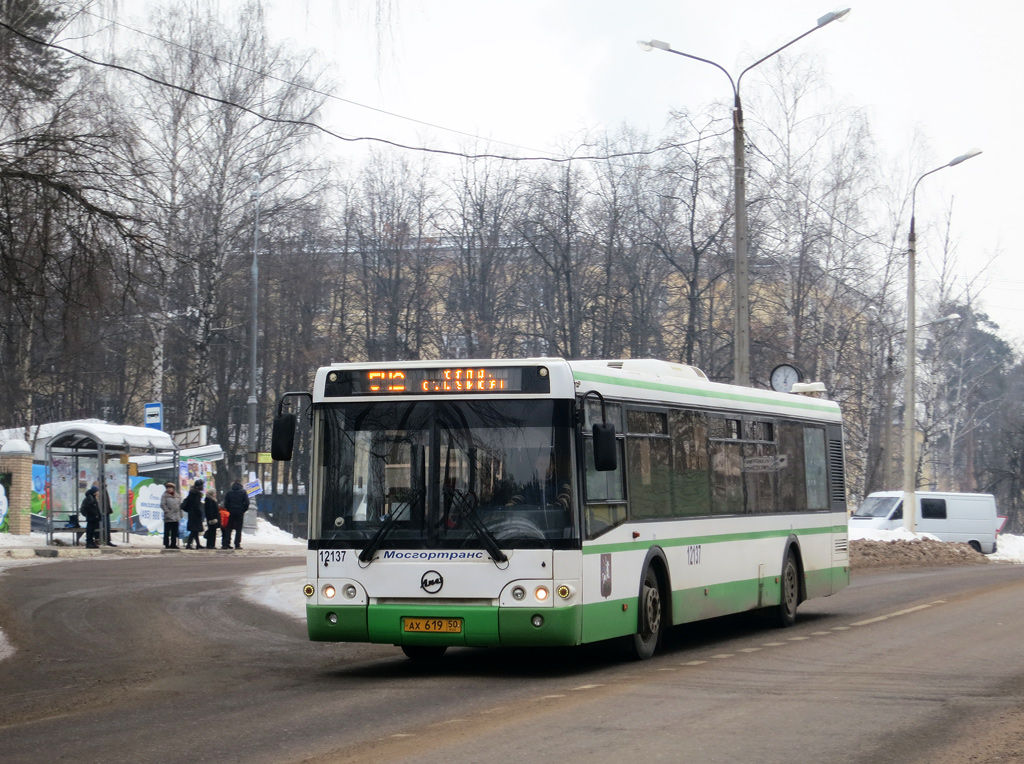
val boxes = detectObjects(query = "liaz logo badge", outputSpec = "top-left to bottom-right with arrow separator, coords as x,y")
420,570 -> 444,594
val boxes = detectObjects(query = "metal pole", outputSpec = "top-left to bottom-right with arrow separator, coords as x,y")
247,173 -> 260,479
732,93 -> 750,387
902,214 -> 917,532
639,9 -> 849,386
901,148 -> 980,531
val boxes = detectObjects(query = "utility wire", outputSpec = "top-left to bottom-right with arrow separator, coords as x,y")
0,19 -> 704,164
78,7 -> 560,158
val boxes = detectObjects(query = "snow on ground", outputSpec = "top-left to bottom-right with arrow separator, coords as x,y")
0,517 -> 304,552
850,526 -> 1024,564
241,565 -> 306,622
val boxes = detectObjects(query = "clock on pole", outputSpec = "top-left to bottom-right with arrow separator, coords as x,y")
770,364 -> 803,393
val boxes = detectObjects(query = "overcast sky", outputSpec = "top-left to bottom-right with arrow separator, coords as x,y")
107,1 -> 1023,345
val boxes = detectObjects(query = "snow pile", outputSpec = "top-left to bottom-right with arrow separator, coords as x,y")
848,526 -> 1024,567
990,533 -> 1024,563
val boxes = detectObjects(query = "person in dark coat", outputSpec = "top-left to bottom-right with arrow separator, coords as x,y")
93,481 -> 116,547
223,480 -> 249,549
203,489 -> 221,549
80,486 -> 101,549
181,479 -> 205,550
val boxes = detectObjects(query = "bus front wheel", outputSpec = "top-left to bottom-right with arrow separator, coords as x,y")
627,566 -> 663,660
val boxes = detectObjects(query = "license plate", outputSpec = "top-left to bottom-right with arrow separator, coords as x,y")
402,617 -> 463,634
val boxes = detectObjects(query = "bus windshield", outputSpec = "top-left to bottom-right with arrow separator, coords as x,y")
316,399 -> 577,550
852,495 -> 900,518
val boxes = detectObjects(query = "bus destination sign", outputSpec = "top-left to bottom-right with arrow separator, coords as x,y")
323,366 -> 551,397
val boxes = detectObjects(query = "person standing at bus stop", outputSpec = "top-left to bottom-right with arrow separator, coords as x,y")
93,480 -> 116,547
160,483 -> 182,549
80,486 -> 101,549
181,479 -> 205,550
223,480 -> 249,549
203,489 -> 221,549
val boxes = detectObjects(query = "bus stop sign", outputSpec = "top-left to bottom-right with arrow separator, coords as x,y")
144,402 -> 163,430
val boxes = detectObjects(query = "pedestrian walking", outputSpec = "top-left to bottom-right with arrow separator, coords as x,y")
181,479 -> 205,550
80,486 -> 101,549
223,479 -> 249,550
203,489 -> 221,549
161,483 -> 183,549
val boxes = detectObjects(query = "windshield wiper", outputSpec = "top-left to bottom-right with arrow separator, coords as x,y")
358,514 -> 396,563
446,488 -> 508,564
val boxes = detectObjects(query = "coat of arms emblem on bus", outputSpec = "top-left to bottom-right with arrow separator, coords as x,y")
420,570 -> 444,594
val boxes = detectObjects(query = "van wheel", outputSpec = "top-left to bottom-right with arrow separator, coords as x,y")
627,566 -> 663,660
401,645 -> 447,661
968,540 -> 982,553
773,552 -> 799,628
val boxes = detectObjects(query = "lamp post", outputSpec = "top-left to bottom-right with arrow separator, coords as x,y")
639,7 -> 850,386
247,173 -> 261,480
902,150 -> 981,532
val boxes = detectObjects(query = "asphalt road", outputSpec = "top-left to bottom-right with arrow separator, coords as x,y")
1,555 -> 1023,764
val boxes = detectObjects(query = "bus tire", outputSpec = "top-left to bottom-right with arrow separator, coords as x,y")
627,565 -> 663,660
401,645 -> 448,661
773,550 -> 800,628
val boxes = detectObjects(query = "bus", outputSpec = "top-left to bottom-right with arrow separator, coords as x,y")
271,358 -> 850,660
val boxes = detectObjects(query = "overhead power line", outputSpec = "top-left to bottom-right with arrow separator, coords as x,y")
78,7 -> 559,158
0,19 -> 708,164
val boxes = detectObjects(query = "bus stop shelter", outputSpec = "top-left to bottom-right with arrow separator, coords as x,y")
44,423 -> 178,545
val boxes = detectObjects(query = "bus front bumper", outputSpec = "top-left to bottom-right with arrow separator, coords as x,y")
306,603 -> 582,647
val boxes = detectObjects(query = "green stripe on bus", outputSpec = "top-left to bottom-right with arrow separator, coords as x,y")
571,369 -> 838,414
306,564 -> 851,646
582,524 -> 848,555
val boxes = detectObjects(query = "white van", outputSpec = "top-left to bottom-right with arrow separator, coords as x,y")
850,491 -> 1006,554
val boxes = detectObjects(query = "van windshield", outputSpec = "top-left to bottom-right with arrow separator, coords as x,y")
852,496 -> 900,518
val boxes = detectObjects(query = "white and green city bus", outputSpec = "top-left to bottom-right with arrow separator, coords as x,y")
271,358 -> 849,660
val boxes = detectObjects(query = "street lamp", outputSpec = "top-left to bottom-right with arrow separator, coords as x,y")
903,150 -> 981,532
248,173 -> 261,481
639,6 -> 850,386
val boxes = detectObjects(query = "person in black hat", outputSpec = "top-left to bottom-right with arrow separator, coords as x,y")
181,479 -> 205,550
223,479 -> 250,549
80,486 -> 101,549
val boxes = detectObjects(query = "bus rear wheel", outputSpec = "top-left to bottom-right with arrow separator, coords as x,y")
627,566 -> 663,660
773,551 -> 800,628
401,645 -> 448,661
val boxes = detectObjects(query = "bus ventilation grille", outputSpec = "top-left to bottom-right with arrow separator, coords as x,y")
828,439 -> 847,504
834,538 -> 849,553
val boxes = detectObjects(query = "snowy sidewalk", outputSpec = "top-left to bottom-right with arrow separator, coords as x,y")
0,517 -> 305,563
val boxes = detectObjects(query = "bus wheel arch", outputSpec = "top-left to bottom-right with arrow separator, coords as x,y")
627,547 -> 671,660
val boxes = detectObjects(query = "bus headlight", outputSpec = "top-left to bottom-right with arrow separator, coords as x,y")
535,586 -> 549,602
342,584 -> 358,599
512,586 -> 526,601
323,585 -> 337,599
531,615 -> 544,628
303,584 -> 315,597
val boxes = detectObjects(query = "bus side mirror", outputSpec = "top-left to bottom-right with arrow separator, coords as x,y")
592,423 -> 617,471
271,413 -> 297,461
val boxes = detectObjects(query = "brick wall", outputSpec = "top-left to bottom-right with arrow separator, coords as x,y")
0,453 -> 33,535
